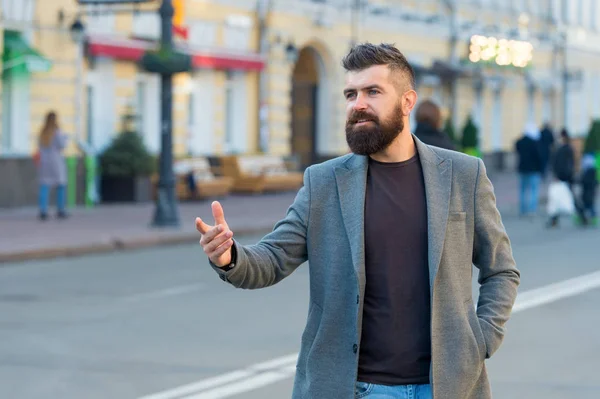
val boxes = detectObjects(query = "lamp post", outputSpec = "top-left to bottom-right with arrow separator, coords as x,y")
70,17 -> 99,207
68,17 -> 86,208
151,0 -> 180,227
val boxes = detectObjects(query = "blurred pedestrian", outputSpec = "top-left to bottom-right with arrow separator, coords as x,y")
578,153 -> 598,226
539,122 -> 555,178
197,43 -> 519,399
546,128 -> 575,227
37,111 -> 68,221
414,99 -> 456,150
515,122 -> 544,217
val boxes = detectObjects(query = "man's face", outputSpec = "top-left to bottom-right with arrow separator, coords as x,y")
343,65 -> 408,155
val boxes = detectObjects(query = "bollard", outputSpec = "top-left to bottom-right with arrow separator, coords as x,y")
67,156 -> 77,208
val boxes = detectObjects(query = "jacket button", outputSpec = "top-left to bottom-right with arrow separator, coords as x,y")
356,295 -> 359,304
353,344 -> 358,354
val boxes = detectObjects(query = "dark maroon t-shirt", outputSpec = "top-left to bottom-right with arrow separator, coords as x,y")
357,154 -> 431,385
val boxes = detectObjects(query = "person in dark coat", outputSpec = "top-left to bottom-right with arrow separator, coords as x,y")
515,122 -> 544,217
551,128 -> 575,185
547,128 -> 575,227
413,99 -> 456,151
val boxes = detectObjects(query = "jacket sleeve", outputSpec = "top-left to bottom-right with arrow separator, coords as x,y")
211,168 -> 311,289
472,158 -> 521,358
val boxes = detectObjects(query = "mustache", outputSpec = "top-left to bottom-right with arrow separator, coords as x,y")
347,111 -> 379,124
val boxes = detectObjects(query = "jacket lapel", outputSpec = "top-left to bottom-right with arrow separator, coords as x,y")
415,138 -> 452,289
334,154 -> 368,277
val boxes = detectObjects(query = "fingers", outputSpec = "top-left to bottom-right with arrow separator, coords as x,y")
211,238 -> 234,259
199,224 -> 225,246
195,217 -> 212,234
203,229 -> 234,254
211,201 -> 228,227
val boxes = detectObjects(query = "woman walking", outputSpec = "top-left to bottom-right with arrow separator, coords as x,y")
37,111 -> 68,220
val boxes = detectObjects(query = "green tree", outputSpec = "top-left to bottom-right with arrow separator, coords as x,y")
584,120 -> 600,154
461,115 -> 480,157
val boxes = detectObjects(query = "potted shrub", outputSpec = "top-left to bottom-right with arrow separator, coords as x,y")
99,131 -> 156,203
461,115 -> 480,157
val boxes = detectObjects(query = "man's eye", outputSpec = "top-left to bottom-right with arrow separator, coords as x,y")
345,93 -> 356,100
369,89 -> 379,95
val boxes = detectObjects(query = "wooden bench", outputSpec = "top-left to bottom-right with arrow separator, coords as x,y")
220,155 -> 304,194
152,157 -> 233,200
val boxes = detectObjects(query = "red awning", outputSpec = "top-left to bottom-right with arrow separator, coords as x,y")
86,35 -> 265,72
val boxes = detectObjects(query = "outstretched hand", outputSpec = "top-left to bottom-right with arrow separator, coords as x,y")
196,201 -> 234,267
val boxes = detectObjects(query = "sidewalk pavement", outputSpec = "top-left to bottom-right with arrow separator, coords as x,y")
0,171 -> 529,264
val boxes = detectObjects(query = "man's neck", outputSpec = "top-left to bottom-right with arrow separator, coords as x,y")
369,131 -> 416,163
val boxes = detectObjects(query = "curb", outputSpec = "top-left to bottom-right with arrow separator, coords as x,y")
0,204 -> 521,265
0,226 -> 274,265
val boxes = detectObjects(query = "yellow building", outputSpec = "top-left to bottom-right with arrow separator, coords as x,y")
1,0 -> 600,207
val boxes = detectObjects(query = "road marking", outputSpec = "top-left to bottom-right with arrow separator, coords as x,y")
121,284 -> 205,303
138,270 -> 600,399
137,354 -> 297,399
512,270 -> 600,313
183,370 -> 296,399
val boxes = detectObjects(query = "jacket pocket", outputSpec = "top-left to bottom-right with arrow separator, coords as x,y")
296,302 -> 323,376
466,299 -> 487,361
449,211 -> 467,221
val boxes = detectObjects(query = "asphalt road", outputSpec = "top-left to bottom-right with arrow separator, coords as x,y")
1,214 -> 599,399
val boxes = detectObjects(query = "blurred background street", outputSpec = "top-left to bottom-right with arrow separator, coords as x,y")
2,0 -> 600,398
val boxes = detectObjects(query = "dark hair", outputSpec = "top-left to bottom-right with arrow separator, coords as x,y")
415,99 -> 441,128
560,127 -> 570,142
342,43 -> 416,90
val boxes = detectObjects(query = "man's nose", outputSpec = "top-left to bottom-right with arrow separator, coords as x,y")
352,94 -> 368,111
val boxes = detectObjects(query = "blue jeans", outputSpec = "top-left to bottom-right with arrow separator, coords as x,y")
39,184 -> 66,214
519,173 -> 541,215
355,382 -> 432,399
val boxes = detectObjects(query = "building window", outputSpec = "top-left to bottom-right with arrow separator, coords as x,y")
136,80 -> 145,135
187,92 -> 194,156
1,75 -> 13,151
86,85 -> 94,146
223,71 -> 248,154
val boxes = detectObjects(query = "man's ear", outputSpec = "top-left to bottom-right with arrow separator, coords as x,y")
403,90 -> 418,116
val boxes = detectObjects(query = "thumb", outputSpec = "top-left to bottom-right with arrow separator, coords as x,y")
195,217 -> 212,235
211,201 -> 228,228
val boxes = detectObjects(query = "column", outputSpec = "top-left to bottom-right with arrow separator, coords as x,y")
542,87 -> 553,124
472,78 -> 484,134
526,79 -> 536,124
490,78 -> 504,152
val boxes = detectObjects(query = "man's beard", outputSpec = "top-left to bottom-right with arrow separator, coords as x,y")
345,105 -> 404,156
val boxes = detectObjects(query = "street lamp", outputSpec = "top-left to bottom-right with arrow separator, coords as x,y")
69,17 -> 85,145
285,42 -> 298,64
69,17 -> 98,207
69,18 -> 85,43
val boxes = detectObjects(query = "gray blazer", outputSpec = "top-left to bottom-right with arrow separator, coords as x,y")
212,137 -> 520,399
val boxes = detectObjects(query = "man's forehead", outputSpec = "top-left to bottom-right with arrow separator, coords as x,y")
344,65 -> 391,87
